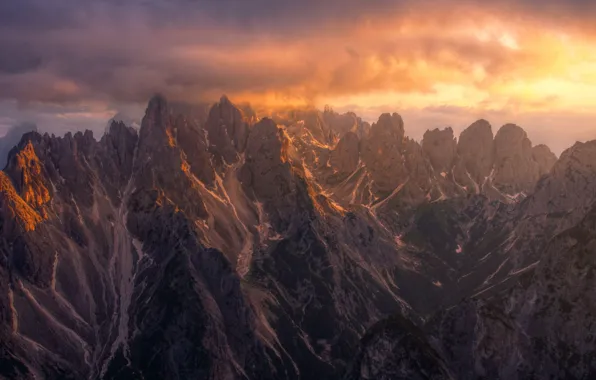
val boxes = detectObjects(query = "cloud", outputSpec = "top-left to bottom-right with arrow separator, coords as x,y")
0,0 -> 595,151
0,0 -> 595,105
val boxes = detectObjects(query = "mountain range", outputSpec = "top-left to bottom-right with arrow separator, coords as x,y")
0,94 -> 594,379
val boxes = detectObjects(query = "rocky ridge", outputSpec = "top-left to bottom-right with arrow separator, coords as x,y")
0,96 -> 433,379
346,139 -> 596,379
0,94 -> 585,380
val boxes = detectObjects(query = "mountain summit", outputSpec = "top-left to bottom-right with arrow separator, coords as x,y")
1,95 -> 593,380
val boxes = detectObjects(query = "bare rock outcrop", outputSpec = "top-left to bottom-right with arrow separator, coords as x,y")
422,128 -> 457,173
345,314 -> 453,380
330,132 -> 360,175
493,124 -> 539,194
205,95 -> 250,168
361,113 -> 407,194
455,119 -> 495,188
532,144 -> 557,177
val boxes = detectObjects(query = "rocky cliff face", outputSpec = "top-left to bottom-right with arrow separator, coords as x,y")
346,136 -> 596,380
360,113 -> 407,195
455,119 -> 494,187
411,203 -> 596,380
285,112 -> 556,212
0,94 -> 588,380
0,123 -> 38,170
492,124 -> 539,194
205,95 -> 250,169
344,315 -> 453,380
422,128 -> 457,174
0,96 -> 445,380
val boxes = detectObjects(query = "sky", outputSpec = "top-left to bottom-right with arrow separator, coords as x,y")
2,0 -> 596,154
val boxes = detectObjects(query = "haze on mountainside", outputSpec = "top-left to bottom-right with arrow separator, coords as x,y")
1,0 -> 596,153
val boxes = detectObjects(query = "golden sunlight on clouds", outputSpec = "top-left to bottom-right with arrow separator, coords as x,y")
4,0 -> 596,156
191,6 -> 594,121
304,11 -> 596,115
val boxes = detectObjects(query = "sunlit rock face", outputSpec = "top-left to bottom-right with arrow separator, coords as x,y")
0,122 -> 38,170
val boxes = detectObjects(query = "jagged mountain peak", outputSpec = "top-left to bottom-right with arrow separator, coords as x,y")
243,117 -> 287,166
137,94 -> 173,152
469,118 -> 492,128
360,112 -> 408,194
0,122 -> 38,170
422,127 -> 457,173
556,139 -> 596,165
458,119 -> 494,147
373,112 -> 405,139
0,138 -> 51,236
147,93 -> 168,110
496,122 -> 527,136
458,119 -> 494,145
330,131 -> 360,175
2,93 -> 595,380
527,139 -> 596,215
532,143 -> 555,154
493,122 -> 539,194
4,139 -> 51,211
205,94 -> 249,167
105,119 -> 136,138
219,94 -> 231,104
531,144 -> 557,176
